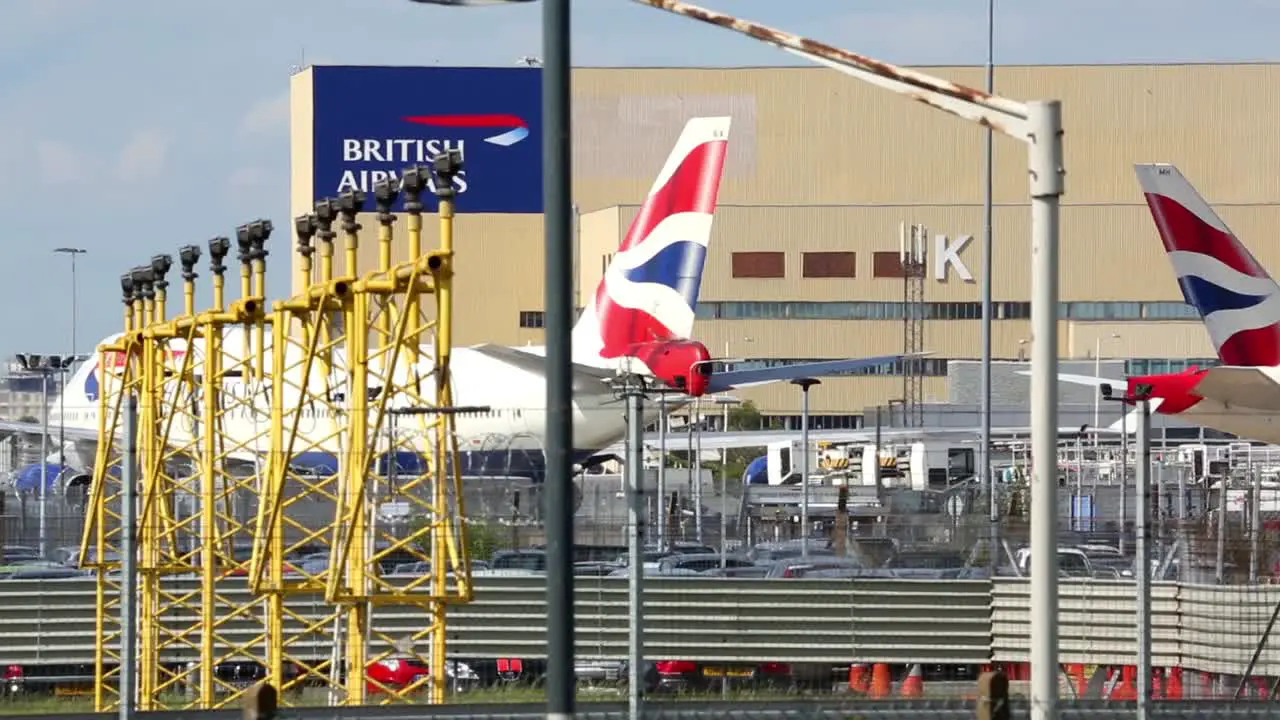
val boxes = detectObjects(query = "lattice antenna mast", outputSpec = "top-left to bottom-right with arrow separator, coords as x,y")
900,222 -> 927,428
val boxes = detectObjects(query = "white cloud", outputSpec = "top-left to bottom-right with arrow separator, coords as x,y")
115,129 -> 171,184
35,140 -> 79,186
240,92 -> 289,136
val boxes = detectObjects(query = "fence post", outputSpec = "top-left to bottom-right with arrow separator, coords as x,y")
977,670 -> 1010,720
242,682 -> 277,720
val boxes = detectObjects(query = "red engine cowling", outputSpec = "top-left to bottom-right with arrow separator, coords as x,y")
624,340 -> 713,397
1125,367 -> 1207,414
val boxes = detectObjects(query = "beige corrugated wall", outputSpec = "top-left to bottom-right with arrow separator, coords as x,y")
290,63 -> 1280,414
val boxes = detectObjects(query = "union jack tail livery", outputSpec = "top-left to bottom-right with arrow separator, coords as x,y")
572,116 -> 730,370
1137,163 -> 1280,367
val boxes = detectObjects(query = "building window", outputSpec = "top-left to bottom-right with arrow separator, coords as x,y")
731,251 -> 785,279
802,252 -> 856,278
1000,302 -> 1031,320
696,300 -> 1198,322
712,357 -> 950,377
872,252 -> 906,278
1063,302 -> 1142,320
1126,358 -> 1217,376
1144,302 -> 1199,320
519,311 -> 545,329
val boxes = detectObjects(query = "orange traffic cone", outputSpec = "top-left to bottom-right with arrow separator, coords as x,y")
1069,664 -> 1086,697
848,663 -> 870,694
1111,666 -> 1137,700
900,663 -> 924,698
1166,667 -> 1183,700
868,663 -> 892,699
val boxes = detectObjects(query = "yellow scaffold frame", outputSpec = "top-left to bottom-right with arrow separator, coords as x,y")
252,158 -> 472,707
134,226 -> 273,710
87,225 -> 275,712
251,202 -> 356,706
83,274 -> 145,712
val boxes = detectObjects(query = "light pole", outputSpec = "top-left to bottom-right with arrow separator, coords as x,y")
979,0 -> 998,595
691,397 -> 703,543
53,247 -> 86,472
1093,332 -> 1121,446
16,353 -> 73,559
712,394 -> 741,568
627,9 -> 1065,716
790,378 -> 819,557
406,2 -> 575,714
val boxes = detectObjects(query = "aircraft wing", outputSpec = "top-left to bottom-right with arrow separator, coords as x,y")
1191,366 -> 1280,410
706,354 -> 917,393
1026,371 -> 1127,391
620,424 -> 1116,454
0,418 -> 98,441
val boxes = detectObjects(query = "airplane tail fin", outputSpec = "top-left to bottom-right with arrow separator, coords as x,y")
572,116 -> 731,368
1136,163 -> 1280,366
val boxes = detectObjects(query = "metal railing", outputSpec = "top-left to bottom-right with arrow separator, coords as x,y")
3,576 -> 1280,676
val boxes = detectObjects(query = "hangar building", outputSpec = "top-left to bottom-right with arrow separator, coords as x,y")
288,62 -> 1280,428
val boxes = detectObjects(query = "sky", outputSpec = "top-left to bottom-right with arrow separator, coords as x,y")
2,0 -> 1280,362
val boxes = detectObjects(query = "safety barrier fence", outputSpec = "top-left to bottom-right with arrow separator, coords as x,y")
0,699 -> 1276,720
2,577 -> 1280,676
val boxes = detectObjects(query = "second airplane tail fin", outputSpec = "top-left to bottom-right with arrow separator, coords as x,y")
572,116 -> 731,369
1136,163 -> 1280,367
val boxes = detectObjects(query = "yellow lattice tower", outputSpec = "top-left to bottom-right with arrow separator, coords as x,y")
133,226 -> 274,710
251,201 -> 356,705
84,271 -> 147,712
326,157 -> 473,706
133,254 -> 202,709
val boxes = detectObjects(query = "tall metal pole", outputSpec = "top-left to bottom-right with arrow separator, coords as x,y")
622,7 -> 1063,715
624,386 -> 645,720
1120,411 -> 1128,554
1027,99 -> 1064,720
719,396 -> 733,567
119,393 -> 139,720
1093,338 -> 1101,444
71,252 -> 79,360
1135,397 -> 1152,720
793,379 -> 818,556
656,395 -> 667,550
38,371 -> 49,559
542,0 -> 575,716
800,389 -> 810,555
981,0 -> 1000,577
692,398 -> 703,544
1251,469 -> 1261,584
54,247 -> 86,472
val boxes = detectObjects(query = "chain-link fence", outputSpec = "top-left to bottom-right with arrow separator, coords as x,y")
7,400 -> 1280,710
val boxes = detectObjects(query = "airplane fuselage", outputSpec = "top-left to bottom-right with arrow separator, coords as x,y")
52,333 -> 685,481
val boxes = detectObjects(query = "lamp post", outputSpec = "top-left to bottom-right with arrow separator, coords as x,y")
790,378 -> 820,557
978,0 -> 998,605
1093,332 -> 1121,446
15,353 -> 73,559
711,394 -> 741,568
53,247 -> 86,472
403,2 -> 575,714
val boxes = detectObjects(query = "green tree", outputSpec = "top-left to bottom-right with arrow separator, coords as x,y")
701,400 -> 770,489
406,516 -> 507,562
727,400 -> 761,431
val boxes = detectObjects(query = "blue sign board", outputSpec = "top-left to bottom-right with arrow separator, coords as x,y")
310,66 -> 543,214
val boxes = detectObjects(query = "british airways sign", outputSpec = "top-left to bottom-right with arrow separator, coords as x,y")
310,66 -> 543,214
